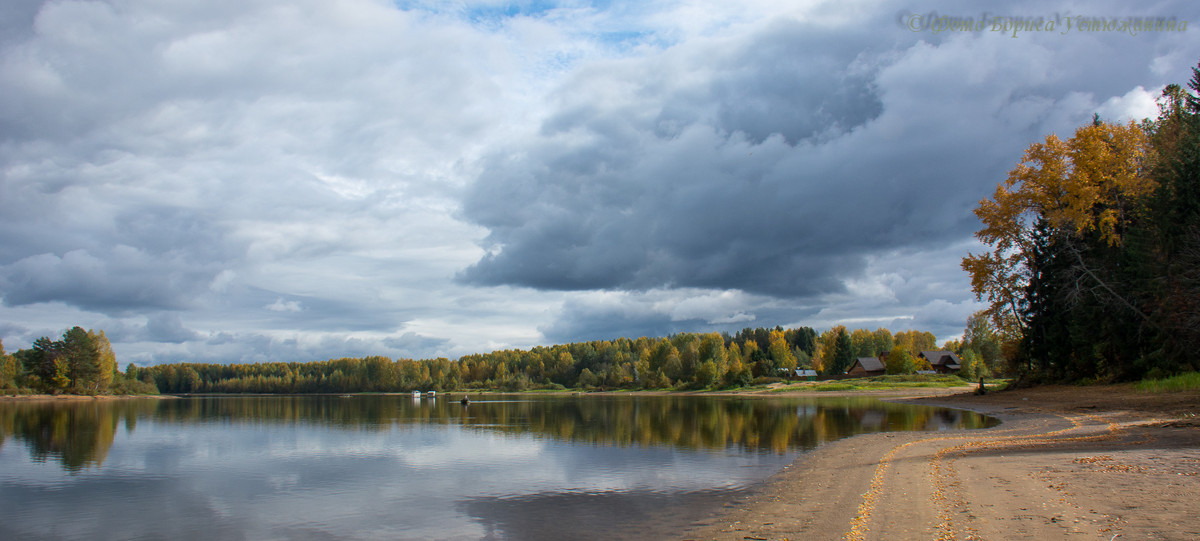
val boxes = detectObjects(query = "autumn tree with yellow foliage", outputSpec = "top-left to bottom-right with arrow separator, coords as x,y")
964,61 -> 1200,381
963,120 -> 1152,334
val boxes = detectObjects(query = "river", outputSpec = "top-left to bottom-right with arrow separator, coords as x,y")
0,394 -> 995,540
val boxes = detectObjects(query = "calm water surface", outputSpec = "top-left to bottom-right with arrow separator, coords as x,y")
0,395 -> 996,540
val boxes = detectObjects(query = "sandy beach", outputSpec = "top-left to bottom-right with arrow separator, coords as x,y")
684,384 -> 1200,541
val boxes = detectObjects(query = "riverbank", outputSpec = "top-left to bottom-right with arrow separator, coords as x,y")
0,393 -> 173,401
684,384 -> 1200,540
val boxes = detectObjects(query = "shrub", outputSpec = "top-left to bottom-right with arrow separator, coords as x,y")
1134,372 -> 1200,393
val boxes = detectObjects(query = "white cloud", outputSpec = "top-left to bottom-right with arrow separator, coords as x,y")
1095,85 -> 1163,123
265,298 -> 303,313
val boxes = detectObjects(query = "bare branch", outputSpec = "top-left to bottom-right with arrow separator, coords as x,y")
1060,238 -> 1152,323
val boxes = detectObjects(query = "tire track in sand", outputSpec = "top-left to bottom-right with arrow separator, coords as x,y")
844,410 -> 1120,540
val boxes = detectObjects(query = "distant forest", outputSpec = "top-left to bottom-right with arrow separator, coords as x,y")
2,322 -> 999,395
130,324 -> 997,394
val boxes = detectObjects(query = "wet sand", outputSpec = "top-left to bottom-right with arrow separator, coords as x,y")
684,384 -> 1200,540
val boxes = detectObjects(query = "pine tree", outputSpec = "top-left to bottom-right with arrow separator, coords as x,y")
830,328 -> 854,375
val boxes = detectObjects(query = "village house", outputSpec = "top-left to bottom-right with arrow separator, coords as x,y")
794,369 -> 818,380
846,356 -> 885,376
780,368 -> 819,380
919,351 -> 962,374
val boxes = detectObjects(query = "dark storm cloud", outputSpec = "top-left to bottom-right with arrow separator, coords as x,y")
539,300 -> 692,344
141,313 -> 202,344
0,205 -> 239,313
538,288 -> 825,344
0,0 -> 41,47
132,329 -> 450,365
707,21 -> 884,145
0,322 -> 27,346
225,287 -> 410,333
459,56 -> 937,295
0,247 -> 218,311
459,9 -> 1195,300
382,332 -> 451,355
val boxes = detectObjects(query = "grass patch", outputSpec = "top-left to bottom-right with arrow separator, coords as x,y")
1134,371 -> 1200,393
813,383 -> 858,392
768,374 -> 1000,393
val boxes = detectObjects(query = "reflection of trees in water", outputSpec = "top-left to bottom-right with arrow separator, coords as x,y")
511,397 -> 995,454
0,400 -> 157,472
0,396 -> 997,470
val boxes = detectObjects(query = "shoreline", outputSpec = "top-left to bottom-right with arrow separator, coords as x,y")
0,393 -> 175,401
0,381 -> 981,401
683,384 -> 1200,540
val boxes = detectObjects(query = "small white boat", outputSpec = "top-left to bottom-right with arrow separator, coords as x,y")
412,390 -> 422,397
426,390 -> 437,397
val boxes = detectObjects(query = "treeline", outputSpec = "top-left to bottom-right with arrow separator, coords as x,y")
0,328 -> 156,395
136,324 -> 979,394
964,61 -> 1200,382
3,319 -> 998,396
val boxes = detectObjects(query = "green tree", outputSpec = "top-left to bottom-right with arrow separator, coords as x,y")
88,330 -> 117,392
697,333 -> 728,376
814,326 -> 844,374
1138,71 -> 1200,372
60,327 -> 96,390
0,339 -> 17,389
661,344 -> 683,382
793,348 -> 811,369
871,328 -> 894,357
786,326 -> 818,356
577,368 -> 599,388
893,330 -> 936,356
962,312 -> 1003,375
679,340 -> 700,382
21,337 -> 66,392
695,360 -> 719,388
958,349 -> 990,381
828,328 -> 854,375
884,346 -> 917,375
768,330 -> 796,372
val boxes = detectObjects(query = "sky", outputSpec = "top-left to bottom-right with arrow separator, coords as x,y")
0,0 -> 1196,366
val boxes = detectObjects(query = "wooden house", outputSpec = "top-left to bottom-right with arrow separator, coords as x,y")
918,351 -> 962,374
847,357 -> 885,376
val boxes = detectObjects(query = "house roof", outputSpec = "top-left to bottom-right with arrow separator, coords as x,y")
919,351 -> 962,368
853,357 -> 885,372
